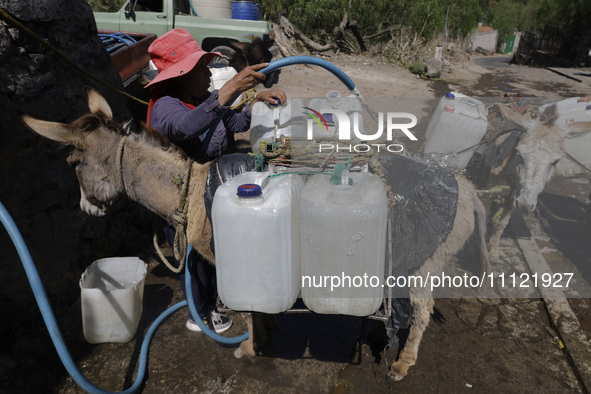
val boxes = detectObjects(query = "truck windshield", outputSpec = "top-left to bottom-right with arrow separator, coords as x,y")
125,0 -> 163,12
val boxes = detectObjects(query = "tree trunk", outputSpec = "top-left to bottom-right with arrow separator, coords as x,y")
279,16 -> 332,53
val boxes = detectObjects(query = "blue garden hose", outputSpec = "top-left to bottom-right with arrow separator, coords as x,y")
0,201 -> 245,393
185,244 -> 249,344
260,56 -> 357,91
99,33 -> 137,54
2,56 -> 358,393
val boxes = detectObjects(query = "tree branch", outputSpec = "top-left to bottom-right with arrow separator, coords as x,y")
279,15 -> 333,52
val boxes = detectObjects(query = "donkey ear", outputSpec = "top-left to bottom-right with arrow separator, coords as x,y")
497,105 -> 536,130
84,86 -> 113,119
563,121 -> 591,139
21,115 -> 81,146
261,38 -> 274,50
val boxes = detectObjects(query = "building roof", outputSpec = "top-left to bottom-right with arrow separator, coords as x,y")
477,25 -> 495,33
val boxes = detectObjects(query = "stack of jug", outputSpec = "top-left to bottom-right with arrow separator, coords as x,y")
212,172 -> 389,316
540,97 -> 591,175
306,90 -> 364,142
212,171 -> 304,314
249,99 -> 307,154
423,92 -> 488,170
300,171 -> 388,316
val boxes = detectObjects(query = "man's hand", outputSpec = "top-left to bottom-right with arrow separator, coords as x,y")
218,63 -> 268,106
252,89 -> 287,106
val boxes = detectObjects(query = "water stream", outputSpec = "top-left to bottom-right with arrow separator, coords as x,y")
349,87 -> 409,154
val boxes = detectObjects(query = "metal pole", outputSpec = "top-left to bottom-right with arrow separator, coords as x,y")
443,5 -> 450,47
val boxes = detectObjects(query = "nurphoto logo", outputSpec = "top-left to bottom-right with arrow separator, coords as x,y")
304,108 -> 418,153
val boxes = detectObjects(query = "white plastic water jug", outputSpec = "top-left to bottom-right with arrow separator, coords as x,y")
306,90 -> 364,142
208,66 -> 242,107
209,66 -> 237,90
80,257 -> 147,344
423,92 -> 488,170
249,99 -> 307,154
300,172 -> 388,316
212,171 -> 304,313
540,98 -> 591,175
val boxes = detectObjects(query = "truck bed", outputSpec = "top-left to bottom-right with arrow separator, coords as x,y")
99,30 -> 157,85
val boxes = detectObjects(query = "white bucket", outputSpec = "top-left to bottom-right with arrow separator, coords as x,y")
249,99 -> 307,154
212,171 -> 304,313
300,172 -> 388,316
423,92 -> 488,170
79,257 -> 147,344
540,98 -> 591,175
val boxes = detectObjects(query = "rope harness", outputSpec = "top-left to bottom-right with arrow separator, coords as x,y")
116,135 -> 129,193
116,135 -> 193,273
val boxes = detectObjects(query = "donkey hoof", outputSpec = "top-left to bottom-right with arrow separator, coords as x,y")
389,362 -> 409,381
239,341 -> 256,357
388,370 -> 406,381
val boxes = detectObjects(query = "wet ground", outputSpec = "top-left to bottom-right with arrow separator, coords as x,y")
4,53 -> 591,393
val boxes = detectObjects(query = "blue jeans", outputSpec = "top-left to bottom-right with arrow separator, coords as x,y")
163,225 -> 217,319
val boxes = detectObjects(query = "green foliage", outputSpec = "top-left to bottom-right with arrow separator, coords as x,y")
260,0 -> 483,43
481,0 -> 591,54
483,0 -> 539,44
87,0 -> 126,12
404,59 -> 426,76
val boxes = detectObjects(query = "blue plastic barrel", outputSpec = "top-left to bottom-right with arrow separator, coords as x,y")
231,1 -> 260,20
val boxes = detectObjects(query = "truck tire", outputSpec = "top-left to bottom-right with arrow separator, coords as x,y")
211,45 -> 236,60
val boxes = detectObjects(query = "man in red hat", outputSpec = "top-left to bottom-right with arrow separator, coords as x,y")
145,28 -> 286,333
146,28 -> 285,161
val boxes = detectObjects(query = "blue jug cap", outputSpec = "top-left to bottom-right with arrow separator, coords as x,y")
445,92 -> 456,99
237,184 -> 262,198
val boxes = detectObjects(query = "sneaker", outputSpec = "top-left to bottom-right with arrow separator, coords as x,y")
186,311 -> 232,333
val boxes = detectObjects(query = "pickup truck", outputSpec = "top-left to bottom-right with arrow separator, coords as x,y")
99,30 -> 156,85
93,0 -> 272,55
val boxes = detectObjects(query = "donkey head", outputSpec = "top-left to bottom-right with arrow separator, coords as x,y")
228,37 -> 281,88
22,88 -> 128,217
498,103 -> 591,212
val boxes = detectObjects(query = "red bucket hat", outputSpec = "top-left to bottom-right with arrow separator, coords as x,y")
145,28 -> 221,88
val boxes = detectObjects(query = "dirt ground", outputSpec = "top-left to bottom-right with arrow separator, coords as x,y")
7,51 -> 591,393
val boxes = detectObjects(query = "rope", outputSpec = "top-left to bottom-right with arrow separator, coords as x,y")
0,7 -> 148,106
151,160 -> 193,274
258,134 -> 370,159
230,88 -> 257,111
565,152 -> 591,174
116,135 -> 129,193
253,153 -> 266,172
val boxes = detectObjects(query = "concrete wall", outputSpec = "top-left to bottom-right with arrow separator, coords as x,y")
471,30 -> 499,53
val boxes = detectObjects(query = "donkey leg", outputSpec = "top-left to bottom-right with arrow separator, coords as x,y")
236,312 -> 256,358
236,312 -> 276,358
389,295 -> 434,381
488,202 -> 513,258
485,185 -> 515,259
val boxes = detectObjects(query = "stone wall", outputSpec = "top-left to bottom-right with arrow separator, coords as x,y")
0,2 -> 153,386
